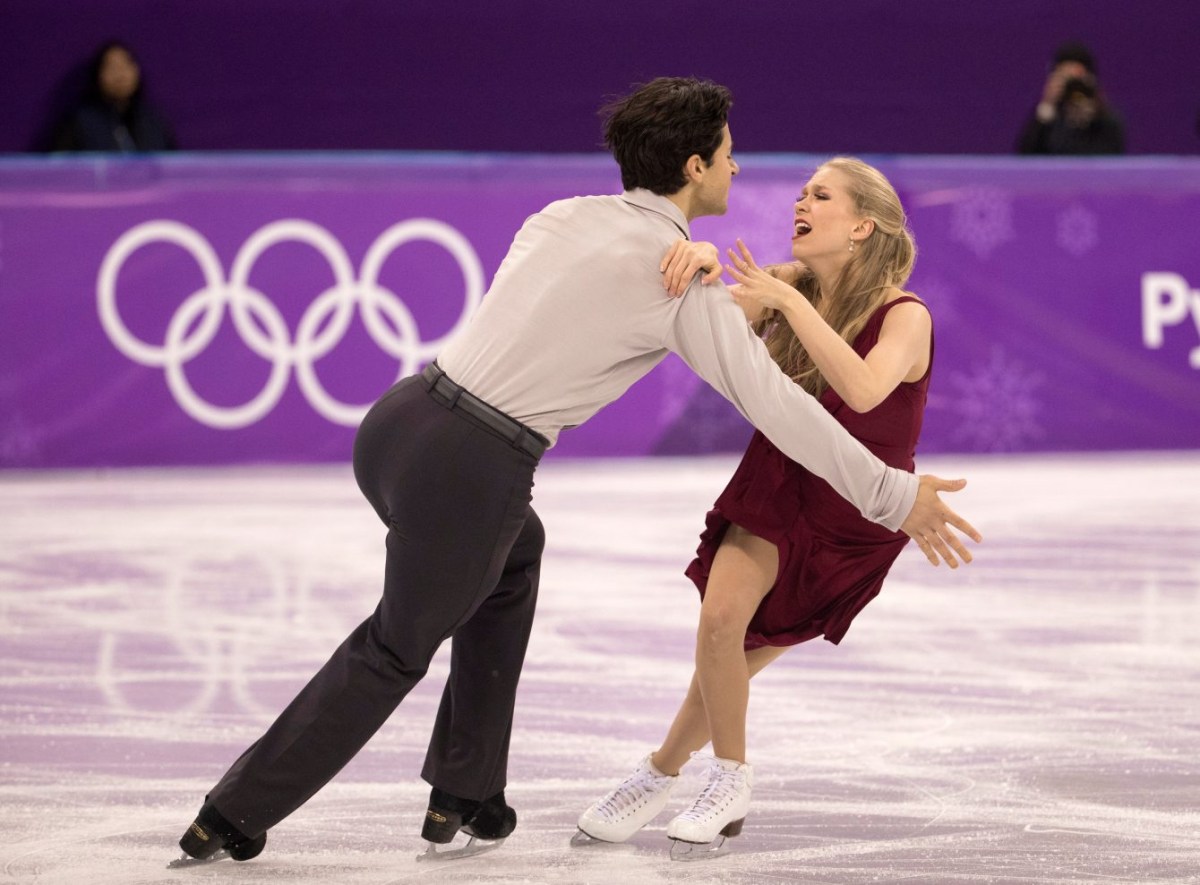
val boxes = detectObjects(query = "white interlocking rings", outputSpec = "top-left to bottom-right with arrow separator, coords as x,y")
97,218 -> 484,428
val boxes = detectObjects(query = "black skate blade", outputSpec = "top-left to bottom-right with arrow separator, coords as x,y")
669,834 -> 729,862
167,848 -> 230,868
415,835 -> 504,862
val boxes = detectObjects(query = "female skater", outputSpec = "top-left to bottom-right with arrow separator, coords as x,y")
577,157 -> 937,854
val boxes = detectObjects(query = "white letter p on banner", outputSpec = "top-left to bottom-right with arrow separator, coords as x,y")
1141,272 -> 1191,349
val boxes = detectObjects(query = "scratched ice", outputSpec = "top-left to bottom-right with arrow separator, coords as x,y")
1,453 -> 1198,884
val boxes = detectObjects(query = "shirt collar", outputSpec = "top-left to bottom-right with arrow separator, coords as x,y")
620,188 -> 691,240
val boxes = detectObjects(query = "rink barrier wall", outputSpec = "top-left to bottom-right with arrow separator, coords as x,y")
1,154 -> 1198,467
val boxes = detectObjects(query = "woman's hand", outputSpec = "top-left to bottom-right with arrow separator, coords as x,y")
661,240 -> 723,297
725,239 -> 801,312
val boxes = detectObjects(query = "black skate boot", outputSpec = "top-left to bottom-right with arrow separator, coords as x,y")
463,791 -> 517,840
417,788 -> 516,861
170,803 -> 267,868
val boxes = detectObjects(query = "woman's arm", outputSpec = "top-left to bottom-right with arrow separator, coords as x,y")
726,239 -> 930,413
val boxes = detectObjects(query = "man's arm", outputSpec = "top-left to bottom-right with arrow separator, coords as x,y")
664,281 -> 914,526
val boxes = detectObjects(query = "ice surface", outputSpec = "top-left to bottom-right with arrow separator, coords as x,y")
1,453 -> 1198,883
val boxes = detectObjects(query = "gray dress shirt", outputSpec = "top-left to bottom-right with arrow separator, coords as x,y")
437,188 -> 918,531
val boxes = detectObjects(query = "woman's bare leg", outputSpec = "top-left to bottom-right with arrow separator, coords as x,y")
649,525 -> 781,772
652,643 -> 787,775
576,530 -> 784,844
693,524 -> 779,764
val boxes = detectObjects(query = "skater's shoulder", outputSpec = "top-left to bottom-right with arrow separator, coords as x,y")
535,192 -> 686,248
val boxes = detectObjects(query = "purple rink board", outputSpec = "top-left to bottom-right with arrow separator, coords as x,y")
1,154 -> 1198,468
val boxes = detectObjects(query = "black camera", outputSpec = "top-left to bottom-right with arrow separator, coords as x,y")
1060,76 -> 1097,103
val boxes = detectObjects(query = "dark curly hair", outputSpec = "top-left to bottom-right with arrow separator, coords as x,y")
601,77 -> 732,196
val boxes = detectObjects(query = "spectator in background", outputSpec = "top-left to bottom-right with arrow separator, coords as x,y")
1017,41 -> 1124,155
52,41 -> 177,152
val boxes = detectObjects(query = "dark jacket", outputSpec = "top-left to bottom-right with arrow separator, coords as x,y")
53,99 -> 176,152
1017,107 -> 1125,155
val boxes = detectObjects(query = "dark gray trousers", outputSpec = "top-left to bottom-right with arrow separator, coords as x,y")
207,375 -> 544,837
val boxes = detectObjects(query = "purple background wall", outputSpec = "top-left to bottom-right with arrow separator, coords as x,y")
2,153 -> 1199,468
3,0 -> 1198,156
2,1 -> 1198,467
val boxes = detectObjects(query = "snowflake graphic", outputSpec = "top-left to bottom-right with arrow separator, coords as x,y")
1056,203 -> 1099,256
950,187 -> 1015,259
945,346 -> 1045,452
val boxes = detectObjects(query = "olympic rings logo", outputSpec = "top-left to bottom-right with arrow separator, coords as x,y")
97,218 -> 484,428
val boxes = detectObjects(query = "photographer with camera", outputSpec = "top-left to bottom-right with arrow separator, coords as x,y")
1017,41 -> 1125,154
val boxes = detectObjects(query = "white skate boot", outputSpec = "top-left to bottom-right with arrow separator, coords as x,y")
573,755 -> 677,844
666,753 -> 752,860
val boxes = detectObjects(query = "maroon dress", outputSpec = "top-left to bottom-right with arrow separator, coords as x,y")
685,296 -> 932,649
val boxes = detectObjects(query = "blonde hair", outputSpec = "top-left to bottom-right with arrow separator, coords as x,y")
756,157 -> 916,398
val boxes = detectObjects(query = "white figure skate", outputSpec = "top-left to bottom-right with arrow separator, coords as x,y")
666,753 -> 752,861
573,754 -> 677,845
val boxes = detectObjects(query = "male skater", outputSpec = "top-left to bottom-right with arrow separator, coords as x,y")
176,76 -> 979,865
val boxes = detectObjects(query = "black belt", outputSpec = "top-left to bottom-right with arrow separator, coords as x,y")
422,362 -> 548,460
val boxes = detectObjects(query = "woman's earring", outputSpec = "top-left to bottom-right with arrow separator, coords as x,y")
848,236 -> 855,253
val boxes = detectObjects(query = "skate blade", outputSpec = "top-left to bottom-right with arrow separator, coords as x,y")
415,835 -> 505,862
669,834 -> 728,862
569,828 -> 619,848
167,849 -> 230,868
